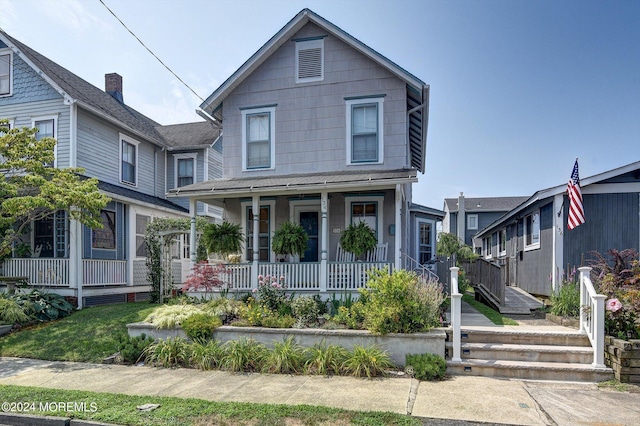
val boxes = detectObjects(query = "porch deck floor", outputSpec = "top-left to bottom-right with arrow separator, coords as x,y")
499,286 -> 544,315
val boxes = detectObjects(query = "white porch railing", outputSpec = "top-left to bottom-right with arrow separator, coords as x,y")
82,260 -> 127,286
402,254 -> 439,282
3,258 -> 70,286
224,263 -> 253,291
259,262 -> 320,290
327,261 -> 392,291
578,266 -> 607,368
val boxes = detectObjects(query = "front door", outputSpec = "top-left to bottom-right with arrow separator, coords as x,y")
299,211 -> 319,262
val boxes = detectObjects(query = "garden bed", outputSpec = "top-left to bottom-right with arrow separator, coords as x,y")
605,336 -> 640,383
126,322 -> 446,367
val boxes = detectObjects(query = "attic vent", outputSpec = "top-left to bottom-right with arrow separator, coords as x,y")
296,39 -> 323,83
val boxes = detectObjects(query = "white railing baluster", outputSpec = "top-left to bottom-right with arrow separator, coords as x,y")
578,266 -> 606,368
450,266 -> 462,362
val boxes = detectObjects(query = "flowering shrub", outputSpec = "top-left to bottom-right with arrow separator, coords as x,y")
253,275 -> 288,313
182,261 -> 227,294
291,296 -> 320,327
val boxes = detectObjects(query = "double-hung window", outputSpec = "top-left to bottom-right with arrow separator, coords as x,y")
135,214 -> 150,257
174,153 -> 197,187
467,214 -> 478,231
345,195 -> 384,243
0,50 -> 11,96
33,116 -> 56,167
242,106 -> 275,170
524,210 -> 540,250
120,134 -> 138,186
346,97 -> 384,165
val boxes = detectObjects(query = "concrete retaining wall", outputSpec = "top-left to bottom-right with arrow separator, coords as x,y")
127,322 -> 446,367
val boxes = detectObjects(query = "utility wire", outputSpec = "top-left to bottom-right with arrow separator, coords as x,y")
98,0 -> 204,102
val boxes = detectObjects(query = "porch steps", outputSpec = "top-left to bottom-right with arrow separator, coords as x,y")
446,329 -> 614,382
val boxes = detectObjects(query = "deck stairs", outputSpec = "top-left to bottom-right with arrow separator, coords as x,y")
445,328 -> 614,382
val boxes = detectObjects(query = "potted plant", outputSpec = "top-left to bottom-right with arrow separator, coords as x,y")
272,221 -> 308,261
201,221 -> 244,262
340,222 -> 377,260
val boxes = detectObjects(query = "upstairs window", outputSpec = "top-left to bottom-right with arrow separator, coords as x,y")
33,116 -> 56,167
175,153 -> 197,187
0,51 -> 11,96
524,210 -> 540,250
467,214 -> 478,230
295,38 -> 323,83
120,134 -> 138,186
346,97 -> 384,165
242,106 -> 275,171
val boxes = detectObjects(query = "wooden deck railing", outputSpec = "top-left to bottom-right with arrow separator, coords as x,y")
460,258 -> 505,305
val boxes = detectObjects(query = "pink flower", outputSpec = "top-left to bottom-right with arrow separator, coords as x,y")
271,283 -> 278,288
258,280 -> 264,286
606,298 -> 623,312
279,275 -> 285,281
252,288 -> 258,293
265,275 -> 271,281
258,275 -> 263,280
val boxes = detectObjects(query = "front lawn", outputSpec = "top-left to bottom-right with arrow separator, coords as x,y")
0,302 -> 155,363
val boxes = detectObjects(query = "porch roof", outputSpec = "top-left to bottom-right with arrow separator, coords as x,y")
167,169 -> 417,200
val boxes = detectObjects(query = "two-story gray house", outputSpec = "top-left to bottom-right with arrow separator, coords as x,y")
0,30 -> 221,306
169,9 -> 438,293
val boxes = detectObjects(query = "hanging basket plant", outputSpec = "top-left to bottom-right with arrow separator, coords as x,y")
202,221 -> 244,260
340,221 -> 377,258
272,221 -> 309,258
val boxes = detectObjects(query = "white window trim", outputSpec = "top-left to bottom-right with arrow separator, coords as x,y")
295,38 -> 324,83
484,236 -> 493,259
467,214 -> 478,231
241,106 -> 276,171
173,152 -> 197,188
289,199 -> 323,263
416,218 -> 435,267
240,199 -> 276,262
32,114 -> 58,168
0,49 -> 13,97
344,195 -> 384,244
524,210 -> 541,251
345,97 -> 384,166
119,133 -> 139,187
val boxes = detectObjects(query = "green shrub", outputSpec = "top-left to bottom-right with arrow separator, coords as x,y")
405,353 -> 446,381
342,344 -> 394,378
189,339 -> 225,370
239,302 -> 270,326
181,313 -> 222,340
312,294 -> 328,315
205,298 -> 243,323
359,268 -> 444,334
261,314 -> 295,328
144,304 -> 205,329
291,296 -> 319,327
117,333 -> 155,364
0,297 -> 30,324
550,280 -> 580,318
221,338 -> 268,372
263,336 -> 306,374
12,290 -> 73,322
304,340 -> 348,376
142,337 -> 191,368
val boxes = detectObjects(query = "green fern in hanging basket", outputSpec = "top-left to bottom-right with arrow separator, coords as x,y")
272,221 -> 309,257
340,222 -> 377,258
202,221 -> 244,259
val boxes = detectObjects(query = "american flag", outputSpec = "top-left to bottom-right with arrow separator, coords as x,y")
567,159 -> 585,230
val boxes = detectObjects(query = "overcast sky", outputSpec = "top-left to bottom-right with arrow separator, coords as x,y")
1,0 -> 638,209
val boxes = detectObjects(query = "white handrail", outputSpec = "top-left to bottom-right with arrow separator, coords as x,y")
402,253 -> 439,282
450,266 -> 462,362
578,266 -> 606,368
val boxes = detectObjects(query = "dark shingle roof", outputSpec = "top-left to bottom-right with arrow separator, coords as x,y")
97,180 -> 187,213
1,30 -> 161,145
444,196 -> 529,213
155,121 -> 221,149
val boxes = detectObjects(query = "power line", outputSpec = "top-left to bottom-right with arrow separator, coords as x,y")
98,0 -> 204,102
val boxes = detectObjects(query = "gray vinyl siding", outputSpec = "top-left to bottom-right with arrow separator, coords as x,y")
221,22 -> 408,178
167,149 -> 208,214
76,109 -> 158,196
564,192 -> 640,268
0,54 -> 61,105
209,147 -> 222,179
515,202 -> 554,296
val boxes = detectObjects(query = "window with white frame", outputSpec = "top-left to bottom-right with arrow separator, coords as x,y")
467,214 -> 478,230
524,210 -> 540,249
499,229 -> 507,256
93,209 -> 116,250
120,134 -> 138,186
174,153 -> 196,187
417,220 -> 433,265
0,50 -> 12,96
32,116 -> 56,167
295,38 -> 324,83
242,106 -> 275,170
346,97 -> 384,165
345,195 -> 384,243
135,214 -> 150,257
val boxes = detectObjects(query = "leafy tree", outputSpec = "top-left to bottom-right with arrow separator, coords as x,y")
0,120 -> 109,257
436,232 -> 478,261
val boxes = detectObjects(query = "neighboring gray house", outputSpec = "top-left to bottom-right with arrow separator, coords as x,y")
475,161 -> 640,297
0,31 -> 221,306
442,193 -> 528,248
169,9 -> 436,293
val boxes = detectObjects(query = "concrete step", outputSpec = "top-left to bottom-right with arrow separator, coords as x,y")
447,329 -> 591,347
447,359 -> 613,382
446,342 -> 594,364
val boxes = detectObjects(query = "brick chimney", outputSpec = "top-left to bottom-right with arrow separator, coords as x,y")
105,73 -> 123,103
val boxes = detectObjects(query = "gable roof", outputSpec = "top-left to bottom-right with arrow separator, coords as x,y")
475,160 -> 640,238
444,196 -> 529,213
197,8 -> 429,173
155,121 -> 221,150
0,30 -> 168,146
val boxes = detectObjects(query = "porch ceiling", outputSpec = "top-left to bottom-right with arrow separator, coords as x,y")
167,169 -> 417,201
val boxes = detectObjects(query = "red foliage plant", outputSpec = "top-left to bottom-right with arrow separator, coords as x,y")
182,261 -> 228,293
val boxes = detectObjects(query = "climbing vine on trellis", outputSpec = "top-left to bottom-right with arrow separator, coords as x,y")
144,217 -> 209,303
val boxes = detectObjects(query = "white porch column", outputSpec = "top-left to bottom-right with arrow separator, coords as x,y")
450,266 -> 462,362
252,195 -> 260,291
395,184 -> 402,270
189,199 -> 197,266
320,191 -> 328,293
69,216 -> 83,309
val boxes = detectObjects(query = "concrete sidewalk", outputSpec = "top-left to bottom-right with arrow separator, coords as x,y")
1,356 -> 639,425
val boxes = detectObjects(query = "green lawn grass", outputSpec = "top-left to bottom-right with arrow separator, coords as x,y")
0,385 -> 420,426
0,302 -> 155,363
461,293 -> 519,326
